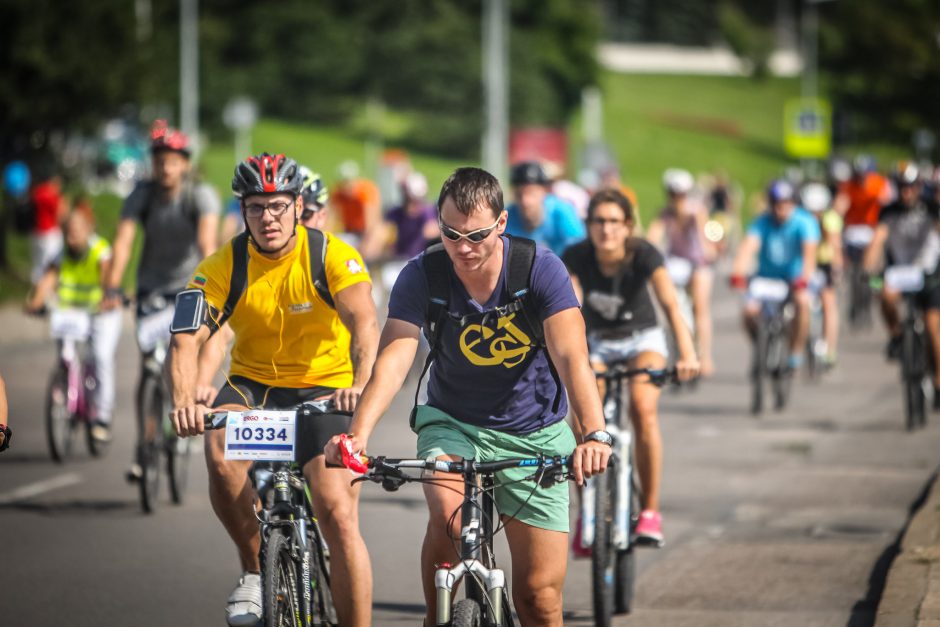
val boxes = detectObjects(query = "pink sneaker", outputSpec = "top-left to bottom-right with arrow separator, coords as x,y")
634,510 -> 664,547
571,516 -> 592,558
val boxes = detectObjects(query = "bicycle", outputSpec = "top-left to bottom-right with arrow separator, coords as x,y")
805,270 -> 829,381
132,293 -> 192,513
748,277 -> 795,414
578,364 -> 676,625
205,400 -> 338,627
340,442 -> 571,627
43,307 -> 107,462
883,266 -> 931,431
844,225 -> 875,330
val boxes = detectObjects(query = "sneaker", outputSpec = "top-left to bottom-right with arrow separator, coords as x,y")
90,421 -> 112,443
226,572 -> 262,627
886,336 -> 902,361
634,510 -> 665,548
570,516 -> 592,558
125,463 -> 143,483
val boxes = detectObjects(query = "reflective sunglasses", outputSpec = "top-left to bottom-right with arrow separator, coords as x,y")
439,217 -> 501,244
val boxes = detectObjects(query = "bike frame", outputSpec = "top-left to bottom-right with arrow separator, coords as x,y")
56,331 -> 96,421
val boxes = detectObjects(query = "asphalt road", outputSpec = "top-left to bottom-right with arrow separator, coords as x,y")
2,285 -> 939,627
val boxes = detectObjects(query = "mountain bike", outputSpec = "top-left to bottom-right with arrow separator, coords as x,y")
748,277 -> 794,414
43,307 -> 106,462
205,400 -> 338,627
340,442 -> 571,627
884,266 -> 931,431
579,365 -> 676,625
844,225 -> 875,330
132,293 -> 191,513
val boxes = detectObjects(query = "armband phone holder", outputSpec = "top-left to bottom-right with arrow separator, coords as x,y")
170,288 -> 208,333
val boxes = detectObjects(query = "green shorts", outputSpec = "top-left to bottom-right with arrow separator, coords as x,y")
413,405 -> 577,533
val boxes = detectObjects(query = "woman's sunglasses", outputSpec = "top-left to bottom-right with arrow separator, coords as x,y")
439,217 -> 501,244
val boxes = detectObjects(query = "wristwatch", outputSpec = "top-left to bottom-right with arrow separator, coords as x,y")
583,430 -> 613,447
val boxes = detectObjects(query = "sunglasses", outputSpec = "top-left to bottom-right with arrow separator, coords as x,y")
439,217 -> 501,244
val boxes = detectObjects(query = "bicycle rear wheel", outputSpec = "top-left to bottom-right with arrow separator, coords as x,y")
137,374 -> 164,513
452,598 -> 483,627
45,365 -> 75,463
263,528 -> 303,627
751,325 -> 768,415
83,365 -> 108,458
591,469 -> 616,626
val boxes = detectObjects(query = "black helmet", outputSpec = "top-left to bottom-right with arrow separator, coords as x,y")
232,153 -> 304,198
894,161 -> 921,187
299,166 -> 329,209
510,161 -> 549,186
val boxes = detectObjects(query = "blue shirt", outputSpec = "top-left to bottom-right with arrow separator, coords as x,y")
748,208 -> 821,280
506,194 -> 585,256
387,237 -> 580,434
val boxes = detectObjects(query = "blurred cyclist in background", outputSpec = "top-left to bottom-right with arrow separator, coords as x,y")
361,171 -> 438,262
506,160 -> 585,256
330,160 -> 381,245
28,168 -> 67,285
835,155 -> 892,276
731,180 -> 820,371
25,202 -> 121,442
298,166 -> 330,230
802,182 -> 843,367
647,168 -> 716,376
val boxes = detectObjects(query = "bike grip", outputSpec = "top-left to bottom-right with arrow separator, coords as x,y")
203,412 -> 227,431
339,434 -> 369,474
729,274 -> 747,290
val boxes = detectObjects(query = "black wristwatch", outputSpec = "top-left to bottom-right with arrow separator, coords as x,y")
583,430 -> 613,447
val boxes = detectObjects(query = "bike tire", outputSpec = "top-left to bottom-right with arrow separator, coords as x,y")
263,528 -> 302,627
308,522 -> 338,626
751,324 -> 768,415
137,374 -> 163,514
902,325 -> 926,431
167,433 -> 191,505
614,470 -> 641,615
84,366 -> 107,458
591,468 -> 616,626
452,598 -> 483,627
45,365 -> 74,463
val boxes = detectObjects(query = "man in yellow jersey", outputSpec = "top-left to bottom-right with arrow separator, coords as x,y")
167,153 -> 379,627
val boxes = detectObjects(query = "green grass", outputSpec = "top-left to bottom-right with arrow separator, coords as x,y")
1,71 -> 910,302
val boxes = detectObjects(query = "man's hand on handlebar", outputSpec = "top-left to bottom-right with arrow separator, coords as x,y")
324,432 -> 367,468
171,404 -> 210,438
329,386 -> 363,413
571,440 -> 610,486
674,356 -> 701,382
99,288 -> 125,312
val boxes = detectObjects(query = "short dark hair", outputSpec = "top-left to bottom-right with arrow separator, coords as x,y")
437,167 -> 503,219
587,188 -> 634,223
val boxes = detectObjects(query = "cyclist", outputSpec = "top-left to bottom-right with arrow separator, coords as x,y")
101,121 -> 220,476
506,160 -> 585,256
298,166 -> 330,229
362,171 -> 439,262
802,182 -> 843,367
25,203 -> 121,442
330,159 -> 381,244
564,188 -> 700,549
0,373 -> 10,452
647,168 -> 716,377
731,180 -> 820,372
863,164 -> 940,395
325,166 -> 612,626
27,169 -> 67,285
168,153 -> 379,627
835,155 -> 892,278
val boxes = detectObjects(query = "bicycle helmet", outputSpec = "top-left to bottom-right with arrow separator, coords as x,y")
232,153 -> 304,198
299,166 -> 329,209
767,179 -> 796,204
403,171 -> 428,199
852,154 -> 876,177
510,161 -> 550,186
894,161 -> 920,187
149,119 -> 191,157
662,168 -> 694,195
828,156 -> 852,184
800,182 -> 831,213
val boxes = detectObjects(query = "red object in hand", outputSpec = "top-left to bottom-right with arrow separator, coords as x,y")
339,434 -> 369,474
791,277 -> 808,291
729,275 -> 747,290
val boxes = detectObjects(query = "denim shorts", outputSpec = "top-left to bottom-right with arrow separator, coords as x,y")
588,326 -> 669,364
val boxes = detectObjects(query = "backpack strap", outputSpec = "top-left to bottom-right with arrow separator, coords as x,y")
305,227 -> 334,309
209,230 -> 250,334
410,242 -> 450,428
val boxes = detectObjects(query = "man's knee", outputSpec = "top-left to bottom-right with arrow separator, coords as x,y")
515,583 -> 562,622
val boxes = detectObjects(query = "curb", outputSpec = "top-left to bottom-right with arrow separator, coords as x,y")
876,470 -> 940,627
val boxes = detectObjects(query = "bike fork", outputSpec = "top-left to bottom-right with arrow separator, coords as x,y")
434,559 -> 506,625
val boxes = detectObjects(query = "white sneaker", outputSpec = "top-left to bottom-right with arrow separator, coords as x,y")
226,572 -> 262,627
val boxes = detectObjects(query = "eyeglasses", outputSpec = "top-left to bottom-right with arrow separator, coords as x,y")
439,217 -> 501,244
589,217 -> 627,227
244,200 -> 294,219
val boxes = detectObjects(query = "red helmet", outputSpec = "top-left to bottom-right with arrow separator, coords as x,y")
150,119 -> 191,157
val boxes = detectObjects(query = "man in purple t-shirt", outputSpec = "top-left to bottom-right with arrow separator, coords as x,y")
326,167 -> 610,625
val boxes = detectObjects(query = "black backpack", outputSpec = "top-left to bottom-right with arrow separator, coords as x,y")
412,236 -> 561,425
208,227 -> 333,333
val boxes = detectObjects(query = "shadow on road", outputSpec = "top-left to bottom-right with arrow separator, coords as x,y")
0,452 -> 57,465
0,498 -> 138,517
372,601 -> 426,615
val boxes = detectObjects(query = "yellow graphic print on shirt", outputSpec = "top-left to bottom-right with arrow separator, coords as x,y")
459,313 -> 532,368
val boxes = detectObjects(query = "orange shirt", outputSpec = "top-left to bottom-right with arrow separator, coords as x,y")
841,173 -> 890,227
330,179 -> 380,235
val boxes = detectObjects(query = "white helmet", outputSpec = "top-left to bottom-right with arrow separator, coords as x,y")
800,182 -> 832,213
663,168 -> 694,195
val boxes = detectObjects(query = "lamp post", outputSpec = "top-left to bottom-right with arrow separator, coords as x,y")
482,0 -> 509,182
180,0 -> 199,157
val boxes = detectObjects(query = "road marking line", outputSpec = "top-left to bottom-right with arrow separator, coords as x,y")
0,472 -> 83,505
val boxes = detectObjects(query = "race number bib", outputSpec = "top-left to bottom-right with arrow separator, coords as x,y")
843,225 -> 874,248
223,410 -> 296,461
748,277 -> 790,303
665,256 -> 694,287
884,265 -> 924,293
136,306 -> 175,352
50,308 -> 92,340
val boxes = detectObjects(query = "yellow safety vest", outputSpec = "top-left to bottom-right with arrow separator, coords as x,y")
57,235 -> 110,311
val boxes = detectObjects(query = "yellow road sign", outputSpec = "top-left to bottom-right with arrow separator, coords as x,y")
784,98 -> 832,159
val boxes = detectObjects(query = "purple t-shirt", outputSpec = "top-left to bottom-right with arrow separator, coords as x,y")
388,237 -> 580,434
386,203 -> 437,259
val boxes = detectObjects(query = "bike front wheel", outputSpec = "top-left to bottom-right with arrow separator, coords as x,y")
167,433 -> 191,505
452,598 -> 483,627
902,325 -> 927,431
591,468 -> 616,626
137,374 -> 164,513
45,365 -> 75,463
263,528 -> 304,627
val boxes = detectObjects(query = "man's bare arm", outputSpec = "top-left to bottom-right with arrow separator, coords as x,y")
332,281 -> 381,411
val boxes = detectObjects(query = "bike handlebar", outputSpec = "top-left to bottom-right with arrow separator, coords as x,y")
594,366 -> 678,387
203,398 -> 337,431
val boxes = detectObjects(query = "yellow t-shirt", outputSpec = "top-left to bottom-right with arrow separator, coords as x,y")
188,228 -> 371,388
